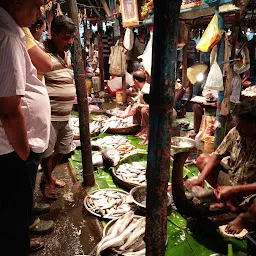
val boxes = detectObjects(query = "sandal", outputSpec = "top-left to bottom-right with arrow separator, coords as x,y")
43,184 -> 57,200
30,220 -> 54,234
30,238 -> 44,252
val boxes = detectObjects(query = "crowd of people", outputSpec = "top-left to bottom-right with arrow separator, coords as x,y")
0,0 -> 256,255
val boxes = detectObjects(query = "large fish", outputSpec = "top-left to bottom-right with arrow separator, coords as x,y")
119,220 -> 145,251
95,211 -> 134,255
96,217 -> 143,256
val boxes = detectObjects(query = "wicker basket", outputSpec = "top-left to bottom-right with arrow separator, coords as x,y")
106,124 -> 140,135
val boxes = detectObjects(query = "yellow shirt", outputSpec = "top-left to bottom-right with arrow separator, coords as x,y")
22,27 -> 45,84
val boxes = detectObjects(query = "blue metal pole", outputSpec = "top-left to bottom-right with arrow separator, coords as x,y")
144,0 -> 181,255
214,10 -> 225,149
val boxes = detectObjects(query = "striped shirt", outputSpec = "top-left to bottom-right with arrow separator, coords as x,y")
43,41 -> 76,121
102,34 -> 113,58
0,7 -> 51,154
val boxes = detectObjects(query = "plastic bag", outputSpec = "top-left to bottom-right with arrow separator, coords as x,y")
124,28 -> 134,51
138,31 -> 153,75
196,12 -> 223,52
204,61 -> 224,91
109,45 -> 126,77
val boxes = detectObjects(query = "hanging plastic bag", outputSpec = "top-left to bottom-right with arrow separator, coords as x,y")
109,45 -> 126,77
123,28 -> 134,51
196,12 -> 223,52
138,31 -> 153,75
204,60 -> 223,91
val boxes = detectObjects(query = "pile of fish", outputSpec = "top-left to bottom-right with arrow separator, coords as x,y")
95,211 -> 146,256
70,117 -> 102,138
105,108 -> 125,116
85,189 -> 133,219
101,116 -> 136,132
94,136 -> 137,155
115,161 -> 147,186
242,85 -> 256,97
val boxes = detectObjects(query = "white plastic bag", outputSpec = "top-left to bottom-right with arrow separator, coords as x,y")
109,45 -> 126,77
138,31 -> 153,75
124,28 -> 134,51
204,61 -> 223,91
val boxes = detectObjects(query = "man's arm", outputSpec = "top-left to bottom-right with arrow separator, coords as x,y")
216,183 -> 256,202
186,154 -> 220,189
28,45 -> 52,74
0,96 -> 29,160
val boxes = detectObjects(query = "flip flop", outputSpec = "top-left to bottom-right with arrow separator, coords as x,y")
34,203 -> 50,214
30,238 -> 44,252
29,217 -> 40,230
42,184 -> 57,200
30,220 -> 54,234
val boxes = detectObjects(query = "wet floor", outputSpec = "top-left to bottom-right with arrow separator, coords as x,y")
32,162 -> 103,256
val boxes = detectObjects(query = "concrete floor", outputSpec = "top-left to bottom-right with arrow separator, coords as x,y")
32,162 -> 103,256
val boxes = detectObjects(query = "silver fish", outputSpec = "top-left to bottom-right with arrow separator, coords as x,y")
96,218 -> 141,256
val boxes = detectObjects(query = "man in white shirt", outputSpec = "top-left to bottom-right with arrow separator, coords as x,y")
192,69 -> 241,136
0,0 -> 50,254
118,71 -> 150,145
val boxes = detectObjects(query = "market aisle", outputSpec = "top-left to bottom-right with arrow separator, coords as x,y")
32,163 -> 103,256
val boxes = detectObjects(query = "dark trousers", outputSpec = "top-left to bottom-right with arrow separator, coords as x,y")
0,151 -> 41,256
103,57 -> 110,80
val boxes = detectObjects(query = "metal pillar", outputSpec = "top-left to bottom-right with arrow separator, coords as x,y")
182,43 -> 188,88
98,20 -> 105,91
66,0 -> 95,186
144,0 -> 181,255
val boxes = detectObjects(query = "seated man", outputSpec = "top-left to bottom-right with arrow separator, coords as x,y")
106,71 -> 134,96
191,67 -> 241,136
118,71 -> 150,145
186,100 -> 256,234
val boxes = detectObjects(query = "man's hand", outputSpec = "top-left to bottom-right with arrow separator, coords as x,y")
0,96 -> 30,161
185,177 -> 204,190
215,186 -> 234,202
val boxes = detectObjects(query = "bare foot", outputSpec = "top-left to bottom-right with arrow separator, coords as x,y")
225,217 -> 245,234
139,138 -> 148,145
135,131 -> 144,137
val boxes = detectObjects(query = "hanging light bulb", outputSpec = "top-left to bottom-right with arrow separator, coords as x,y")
227,28 -> 232,36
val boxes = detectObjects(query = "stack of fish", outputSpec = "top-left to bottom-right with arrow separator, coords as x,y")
94,136 -> 138,156
115,162 -> 147,186
242,85 -> 256,97
101,116 -> 135,132
85,189 -> 133,219
96,211 -> 146,256
70,117 -> 102,138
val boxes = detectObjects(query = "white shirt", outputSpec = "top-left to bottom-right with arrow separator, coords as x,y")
137,82 -> 150,104
0,7 -> 51,155
107,72 -> 134,92
230,71 -> 241,104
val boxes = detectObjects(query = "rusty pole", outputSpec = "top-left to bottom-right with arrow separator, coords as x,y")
144,0 -> 181,255
66,0 -> 95,186
98,20 -> 105,91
